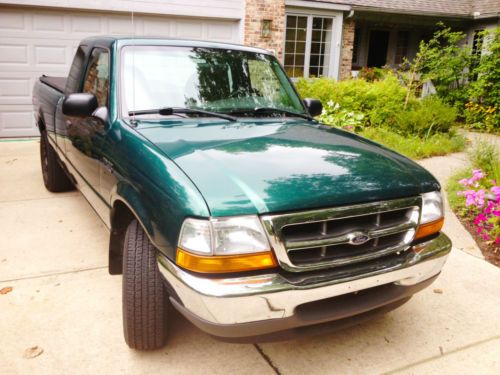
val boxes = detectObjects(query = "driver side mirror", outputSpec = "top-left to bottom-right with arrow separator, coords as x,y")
303,98 -> 323,117
63,93 -> 98,118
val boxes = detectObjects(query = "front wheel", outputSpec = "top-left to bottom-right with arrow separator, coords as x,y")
122,220 -> 168,350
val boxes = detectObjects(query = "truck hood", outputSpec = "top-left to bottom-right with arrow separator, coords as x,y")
136,119 -> 440,216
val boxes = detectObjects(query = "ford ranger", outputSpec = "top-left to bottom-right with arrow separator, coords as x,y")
32,37 -> 451,350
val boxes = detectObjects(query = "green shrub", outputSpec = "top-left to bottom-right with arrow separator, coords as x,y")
358,67 -> 388,82
365,76 -> 407,127
296,75 -> 465,158
296,77 -> 369,111
297,76 -> 407,127
395,96 -> 457,136
402,23 -> 472,110
358,128 -> 466,159
468,28 -> 500,111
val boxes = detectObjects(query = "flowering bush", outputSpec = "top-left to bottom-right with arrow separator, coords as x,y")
457,169 -> 500,244
464,102 -> 498,134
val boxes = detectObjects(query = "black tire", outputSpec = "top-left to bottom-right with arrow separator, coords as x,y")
40,132 -> 74,192
122,220 -> 168,350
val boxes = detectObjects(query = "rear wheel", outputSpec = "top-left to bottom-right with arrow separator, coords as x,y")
40,132 -> 74,192
122,220 -> 168,350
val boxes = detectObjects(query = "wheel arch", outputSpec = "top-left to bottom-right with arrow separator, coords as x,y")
36,110 -> 46,133
108,199 -> 135,275
108,185 -> 167,275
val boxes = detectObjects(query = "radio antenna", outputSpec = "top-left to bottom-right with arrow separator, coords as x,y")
130,10 -> 137,126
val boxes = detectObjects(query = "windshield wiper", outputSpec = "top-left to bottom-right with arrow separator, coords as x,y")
128,107 -> 237,122
230,107 -> 313,121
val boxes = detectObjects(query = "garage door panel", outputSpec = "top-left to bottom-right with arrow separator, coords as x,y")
0,78 -> 33,105
0,37 -> 74,69
108,16 -> 138,35
33,13 -> 66,32
0,105 -> 37,137
34,45 -> 68,66
0,44 -> 29,66
0,6 -> 240,137
175,20 -> 204,39
70,15 -> 105,33
207,21 -> 239,42
143,19 -> 172,36
0,10 -> 26,31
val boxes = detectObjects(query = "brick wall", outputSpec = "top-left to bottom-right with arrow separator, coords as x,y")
244,0 -> 285,59
340,18 -> 355,80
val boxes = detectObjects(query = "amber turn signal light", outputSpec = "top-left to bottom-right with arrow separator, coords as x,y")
415,218 -> 444,240
176,248 -> 278,274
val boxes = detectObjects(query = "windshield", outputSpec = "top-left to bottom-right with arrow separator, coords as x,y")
120,46 -> 306,118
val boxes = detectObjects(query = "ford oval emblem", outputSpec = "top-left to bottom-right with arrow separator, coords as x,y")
348,232 -> 370,245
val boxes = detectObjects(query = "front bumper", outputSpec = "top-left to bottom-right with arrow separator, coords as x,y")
158,233 -> 451,341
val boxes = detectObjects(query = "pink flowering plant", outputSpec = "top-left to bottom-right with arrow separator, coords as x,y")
457,169 -> 500,245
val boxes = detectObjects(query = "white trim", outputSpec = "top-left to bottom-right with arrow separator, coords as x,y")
304,16 -> 313,76
0,0 -> 244,20
286,0 -> 351,12
331,12 -> 343,80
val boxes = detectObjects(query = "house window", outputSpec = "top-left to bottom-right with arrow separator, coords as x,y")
394,31 -> 409,65
284,14 -> 334,78
284,15 -> 307,78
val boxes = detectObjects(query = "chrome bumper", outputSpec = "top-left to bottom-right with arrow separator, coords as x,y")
158,233 -> 451,338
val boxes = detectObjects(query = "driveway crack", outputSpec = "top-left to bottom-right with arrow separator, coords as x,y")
0,265 -> 108,283
254,344 -> 282,375
382,335 -> 500,374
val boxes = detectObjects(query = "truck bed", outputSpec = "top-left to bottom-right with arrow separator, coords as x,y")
39,76 -> 66,93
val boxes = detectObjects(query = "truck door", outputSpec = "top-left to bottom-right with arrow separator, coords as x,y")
56,45 -> 88,155
65,47 -> 110,220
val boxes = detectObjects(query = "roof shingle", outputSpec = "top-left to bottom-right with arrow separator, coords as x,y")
304,0 -> 500,17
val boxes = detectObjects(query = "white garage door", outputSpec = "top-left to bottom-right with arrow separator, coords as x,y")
0,6 -> 240,137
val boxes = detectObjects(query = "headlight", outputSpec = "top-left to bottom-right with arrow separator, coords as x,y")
421,191 -> 444,224
416,191 -> 444,239
176,216 -> 276,273
178,218 -> 212,255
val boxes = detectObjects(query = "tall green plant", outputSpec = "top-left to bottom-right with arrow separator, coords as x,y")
468,28 -> 500,110
401,23 -> 472,109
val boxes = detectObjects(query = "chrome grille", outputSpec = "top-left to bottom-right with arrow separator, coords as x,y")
261,197 -> 421,272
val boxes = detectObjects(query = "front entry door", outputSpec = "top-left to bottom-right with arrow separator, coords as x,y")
367,30 -> 390,68
65,47 -> 110,220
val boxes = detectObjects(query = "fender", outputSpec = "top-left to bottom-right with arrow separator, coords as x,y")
108,178 -> 204,274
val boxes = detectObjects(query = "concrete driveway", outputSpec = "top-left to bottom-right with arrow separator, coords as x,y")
1,140 -> 499,374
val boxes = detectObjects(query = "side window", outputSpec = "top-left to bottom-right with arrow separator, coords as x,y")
83,48 -> 110,107
65,45 -> 88,95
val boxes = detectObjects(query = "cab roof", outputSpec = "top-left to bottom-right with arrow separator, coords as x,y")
80,36 -> 273,55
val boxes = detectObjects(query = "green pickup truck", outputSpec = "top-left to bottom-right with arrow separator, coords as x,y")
32,36 -> 451,350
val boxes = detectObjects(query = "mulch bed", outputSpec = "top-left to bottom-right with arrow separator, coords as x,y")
458,216 -> 500,267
